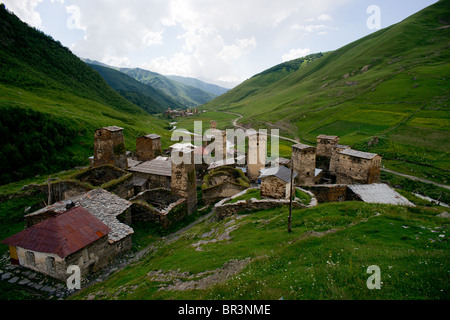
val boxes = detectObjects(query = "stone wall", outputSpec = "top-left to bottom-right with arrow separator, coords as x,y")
260,176 -> 290,199
316,135 -> 339,158
329,145 -> 351,176
202,181 -> 248,204
335,154 -> 381,184
214,187 -> 317,220
302,184 -> 361,203
20,180 -> 91,207
171,154 -> 197,214
247,132 -> 267,182
291,144 -> 316,186
130,189 -> 188,229
136,135 -> 162,162
93,127 -> 128,170
75,165 -> 128,187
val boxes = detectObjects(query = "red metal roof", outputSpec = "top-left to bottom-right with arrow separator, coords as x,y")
1,206 -> 111,258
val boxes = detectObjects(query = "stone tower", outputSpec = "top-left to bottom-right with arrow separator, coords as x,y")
316,135 -> 340,170
136,134 -> 162,162
171,149 -> 197,214
93,126 -> 128,170
291,143 -> 316,186
247,131 -> 267,182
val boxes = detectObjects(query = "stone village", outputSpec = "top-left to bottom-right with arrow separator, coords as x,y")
1,121 -> 414,286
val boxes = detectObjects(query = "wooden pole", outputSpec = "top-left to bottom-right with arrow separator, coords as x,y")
288,162 -> 294,233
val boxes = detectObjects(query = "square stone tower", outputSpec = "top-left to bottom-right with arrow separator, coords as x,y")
171,149 -> 197,214
93,126 -> 128,170
247,131 -> 267,182
291,143 -> 316,186
136,134 -> 162,162
316,135 -> 340,170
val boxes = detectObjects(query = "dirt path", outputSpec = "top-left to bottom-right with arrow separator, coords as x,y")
381,168 -> 450,190
219,111 -> 298,144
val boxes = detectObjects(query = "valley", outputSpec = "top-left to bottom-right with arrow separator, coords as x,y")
0,1 -> 448,303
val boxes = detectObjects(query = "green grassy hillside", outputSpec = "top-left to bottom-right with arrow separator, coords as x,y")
71,201 -> 449,300
121,68 -> 218,108
202,0 -> 450,184
0,4 -> 171,185
88,63 -> 183,114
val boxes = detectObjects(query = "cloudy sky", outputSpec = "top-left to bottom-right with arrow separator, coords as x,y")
3,0 -> 437,88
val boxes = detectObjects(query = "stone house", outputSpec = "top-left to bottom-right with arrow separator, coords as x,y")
291,143 -> 316,186
329,144 -> 351,177
259,166 -> 297,199
24,188 -> 134,256
136,134 -> 162,162
128,156 -> 172,194
1,202 -> 132,282
202,166 -> 250,204
335,149 -> 381,185
93,126 -> 128,170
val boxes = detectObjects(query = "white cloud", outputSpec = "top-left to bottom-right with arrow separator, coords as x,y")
317,14 -> 333,21
66,5 -> 86,31
2,0 -> 43,28
218,37 -> 257,63
282,48 -> 311,62
143,31 -> 163,47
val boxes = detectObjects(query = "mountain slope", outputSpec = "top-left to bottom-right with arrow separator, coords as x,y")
121,68 -> 218,108
165,75 -> 229,96
0,4 -> 170,185
87,63 -> 183,114
202,0 -> 449,183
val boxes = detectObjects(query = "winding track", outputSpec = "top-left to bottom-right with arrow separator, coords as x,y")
219,110 -> 450,190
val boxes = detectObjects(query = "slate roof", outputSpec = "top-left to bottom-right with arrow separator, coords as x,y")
26,189 -> 133,243
2,206 -> 111,258
102,126 -> 124,132
259,166 -> 297,183
338,149 -> 378,160
348,184 -> 414,206
129,156 -> 172,177
142,134 -> 161,140
317,135 -> 339,140
292,143 -> 315,150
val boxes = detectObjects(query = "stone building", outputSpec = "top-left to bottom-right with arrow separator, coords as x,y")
202,166 -> 250,204
259,166 -> 297,199
291,143 -> 316,186
128,156 -> 172,194
171,149 -> 197,214
316,135 -> 340,170
335,149 -> 381,185
2,206 -> 112,282
136,134 -> 162,162
93,126 -> 128,170
3,188 -> 134,281
329,144 -> 351,177
247,131 -> 267,182
130,188 -> 188,229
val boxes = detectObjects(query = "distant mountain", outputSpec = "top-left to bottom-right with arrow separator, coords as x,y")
120,68 -> 218,108
0,4 -> 169,185
165,75 -> 229,96
87,63 -> 183,114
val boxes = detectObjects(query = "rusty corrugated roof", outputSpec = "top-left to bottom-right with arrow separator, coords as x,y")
1,206 -> 111,258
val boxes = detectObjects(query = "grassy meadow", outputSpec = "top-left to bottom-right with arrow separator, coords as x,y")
70,201 -> 449,300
